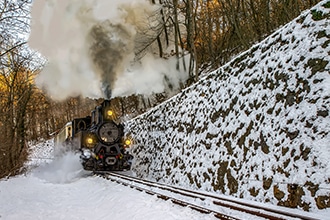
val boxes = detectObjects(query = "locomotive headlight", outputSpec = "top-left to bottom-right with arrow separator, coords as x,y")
107,110 -> 113,116
105,108 -> 116,120
125,139 -> 132,146
87,138 -> 94,144
124,138 -> 132,147
85,133 -> 98,148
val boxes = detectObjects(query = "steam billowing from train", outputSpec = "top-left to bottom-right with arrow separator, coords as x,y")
88,22 -> 134,99
29,0 -> 188,100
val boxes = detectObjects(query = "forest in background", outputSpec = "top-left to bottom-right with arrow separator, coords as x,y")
0,0 -> 322,178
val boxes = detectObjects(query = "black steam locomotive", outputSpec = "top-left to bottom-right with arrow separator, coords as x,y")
55,100 -> 133,171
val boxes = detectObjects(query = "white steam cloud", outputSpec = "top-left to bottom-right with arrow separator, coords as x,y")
32,151 -> 88,184
29,0 -> 188,100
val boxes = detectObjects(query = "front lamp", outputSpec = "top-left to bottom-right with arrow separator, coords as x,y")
85,134 -> 98,148
105,109 -> 116,120
87,137 -> 94,144
107,110 -> 113,116
124,138 -> 132,147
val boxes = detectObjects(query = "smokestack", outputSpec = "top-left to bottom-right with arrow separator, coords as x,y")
102,99 -> 111,108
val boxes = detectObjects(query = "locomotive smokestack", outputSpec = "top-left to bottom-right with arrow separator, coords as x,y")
102,99 -> 111,108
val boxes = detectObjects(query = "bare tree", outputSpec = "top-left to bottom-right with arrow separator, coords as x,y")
0,45 -> 38,177
0,0 -> 31,58
184,0 -> 198,82
0,0 -> 44,178
188,0 -> 322,74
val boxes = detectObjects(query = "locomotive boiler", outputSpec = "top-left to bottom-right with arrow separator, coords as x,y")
55,100 -> 133,171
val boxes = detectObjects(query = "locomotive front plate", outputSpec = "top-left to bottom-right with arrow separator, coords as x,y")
98,122 -> 120,144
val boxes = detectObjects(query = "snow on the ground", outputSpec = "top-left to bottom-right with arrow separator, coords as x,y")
0,174 -> 214,220
1,139 -> 328,220
0,140 -> 217,220
1,1 -> 330,219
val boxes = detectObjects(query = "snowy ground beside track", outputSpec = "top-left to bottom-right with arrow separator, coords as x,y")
0,140 -> 218,220
0,139 -> 328,220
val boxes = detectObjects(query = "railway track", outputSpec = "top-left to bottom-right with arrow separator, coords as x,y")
95,171 -> 321,220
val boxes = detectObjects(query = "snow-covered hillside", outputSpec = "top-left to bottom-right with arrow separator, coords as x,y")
125,1 -> 330,212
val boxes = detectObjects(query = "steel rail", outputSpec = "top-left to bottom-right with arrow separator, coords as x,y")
96,172 -> 240,220
95,171 -> 320,220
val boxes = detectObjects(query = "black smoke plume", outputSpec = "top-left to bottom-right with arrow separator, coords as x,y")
89,22 -> 133,99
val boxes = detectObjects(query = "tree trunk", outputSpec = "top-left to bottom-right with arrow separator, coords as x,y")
173,0 -> 180,70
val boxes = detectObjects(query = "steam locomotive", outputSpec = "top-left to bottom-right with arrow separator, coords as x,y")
55,100 -> 133,171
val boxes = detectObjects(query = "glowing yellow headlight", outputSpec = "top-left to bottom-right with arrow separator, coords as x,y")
85,134 -> 98,148
107,110 -> 113,116
87,137 -> 94,144
124,139 -> 132,146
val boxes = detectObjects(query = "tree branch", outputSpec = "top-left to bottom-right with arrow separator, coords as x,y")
0,41 -> 27,58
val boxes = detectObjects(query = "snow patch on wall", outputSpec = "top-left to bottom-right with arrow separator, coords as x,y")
125,0 -> 330,211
